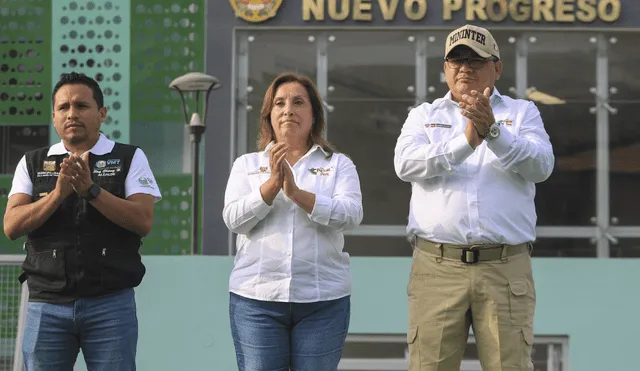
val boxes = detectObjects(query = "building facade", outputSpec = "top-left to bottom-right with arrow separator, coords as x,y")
1,1 -> 638,258
207,0 -> 640,259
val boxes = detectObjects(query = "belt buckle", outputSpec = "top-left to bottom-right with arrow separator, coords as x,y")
461,248 -> 479,264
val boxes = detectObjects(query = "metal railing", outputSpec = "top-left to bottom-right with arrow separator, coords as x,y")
338,333 -> 569,371
0,255 -> 27,371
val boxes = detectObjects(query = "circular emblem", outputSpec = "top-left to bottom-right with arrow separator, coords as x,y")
229,0 -> 282,23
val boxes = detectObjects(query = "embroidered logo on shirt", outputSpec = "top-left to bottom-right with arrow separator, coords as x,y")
96,160 -> 106,169
498,119 -> 513,126
425,123 -> 452,128
138,176 -> 155,188
43,160 -> 56,172
309,167 -> 332,176
248,166 -> 269,175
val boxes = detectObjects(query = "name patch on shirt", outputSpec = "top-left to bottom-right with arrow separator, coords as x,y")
425,123 -> 452,129
309,167 -> 333,176
248,166 -> 269,175
93,165 -> 122,177
498,119 -> 513,126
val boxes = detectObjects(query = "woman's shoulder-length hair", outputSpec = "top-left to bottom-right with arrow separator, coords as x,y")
256,72 -> 337,158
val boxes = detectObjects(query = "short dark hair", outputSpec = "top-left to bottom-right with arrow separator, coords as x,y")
52,72 -> 104,109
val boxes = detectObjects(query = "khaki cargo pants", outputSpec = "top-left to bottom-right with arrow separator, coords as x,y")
407,240 -> 535,371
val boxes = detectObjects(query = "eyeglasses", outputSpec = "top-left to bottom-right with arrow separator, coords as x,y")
444,56 -> 498,70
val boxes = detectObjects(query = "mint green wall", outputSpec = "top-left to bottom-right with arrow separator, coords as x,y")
74,257 -> 639,371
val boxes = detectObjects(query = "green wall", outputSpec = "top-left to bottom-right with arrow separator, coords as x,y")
69,256 -> 638,371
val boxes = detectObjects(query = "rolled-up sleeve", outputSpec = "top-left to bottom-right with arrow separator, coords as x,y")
222,157 -> 273,235
486,102 -> 555,183
309,155 -> 363,232
394,107 -> 474,182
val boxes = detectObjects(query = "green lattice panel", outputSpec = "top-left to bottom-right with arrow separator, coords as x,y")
51,0 -> 131,144
142,175 -> 202,255
130,1 -> 205,123
0,175 -> 25,254
0,265 -> 22,344
0,174 -> 23,360
0,176 -> 23,360
0,0 -> 52,126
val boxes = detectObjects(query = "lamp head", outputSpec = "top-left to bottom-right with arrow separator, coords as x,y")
169,72 -> 221,130
169,72 -> 220,93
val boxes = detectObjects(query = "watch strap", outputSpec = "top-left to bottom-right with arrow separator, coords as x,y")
82,183 -> 101,201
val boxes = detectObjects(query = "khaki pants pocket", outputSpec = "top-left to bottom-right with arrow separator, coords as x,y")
521,326 -> 534,371
508,279 -> 535,326
407,326 -> 419,371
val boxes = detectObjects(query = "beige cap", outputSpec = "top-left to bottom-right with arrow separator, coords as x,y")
445,24 -> 500,60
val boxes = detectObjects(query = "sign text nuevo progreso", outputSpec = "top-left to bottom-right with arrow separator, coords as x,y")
302,0 -> 621,23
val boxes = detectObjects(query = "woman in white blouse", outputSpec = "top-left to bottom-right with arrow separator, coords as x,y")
223,72 -> 363,371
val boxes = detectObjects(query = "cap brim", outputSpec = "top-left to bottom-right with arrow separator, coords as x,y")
447,42 -> 492,59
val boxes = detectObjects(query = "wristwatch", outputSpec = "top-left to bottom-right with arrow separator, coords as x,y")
485,122 -> 501,140
82,183 -> 101,202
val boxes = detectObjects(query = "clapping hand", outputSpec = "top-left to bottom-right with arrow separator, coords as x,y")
459,87 -> 495,138
282,161 -> 299,198
60,153 -> 93,197
259,143 -> 288,205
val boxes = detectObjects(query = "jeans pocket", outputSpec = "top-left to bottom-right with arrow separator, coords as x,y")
23,249 -> 67,292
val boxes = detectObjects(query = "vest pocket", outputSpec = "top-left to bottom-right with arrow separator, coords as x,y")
22,249 -> 67,292
100,247 -> 144,291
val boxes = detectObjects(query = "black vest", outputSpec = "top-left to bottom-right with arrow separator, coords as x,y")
20,143 -> 146,303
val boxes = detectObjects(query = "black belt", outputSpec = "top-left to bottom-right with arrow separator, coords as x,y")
415,238 -> 531,264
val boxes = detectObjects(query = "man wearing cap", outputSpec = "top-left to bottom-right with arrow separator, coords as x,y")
394,24 -> 554,371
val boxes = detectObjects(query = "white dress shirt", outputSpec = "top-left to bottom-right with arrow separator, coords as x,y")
223,142 -> 363,303
9,133 -> 162,202
394,89 -> 554,245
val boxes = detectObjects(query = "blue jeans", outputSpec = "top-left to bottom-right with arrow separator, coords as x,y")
229,292 -> 351,371
22,288 -> 138,371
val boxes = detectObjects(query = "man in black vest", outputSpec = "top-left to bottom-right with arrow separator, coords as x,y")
3,72 -> 161,371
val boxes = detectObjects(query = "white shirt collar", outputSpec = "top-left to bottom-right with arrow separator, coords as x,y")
433,87 -> 504,109
263,141 -> 330,158
47,133 -> 115,156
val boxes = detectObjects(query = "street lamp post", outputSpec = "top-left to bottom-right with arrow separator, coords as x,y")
169,72 -> 220,255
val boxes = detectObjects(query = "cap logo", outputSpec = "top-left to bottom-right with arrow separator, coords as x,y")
449,29 -> 486,47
